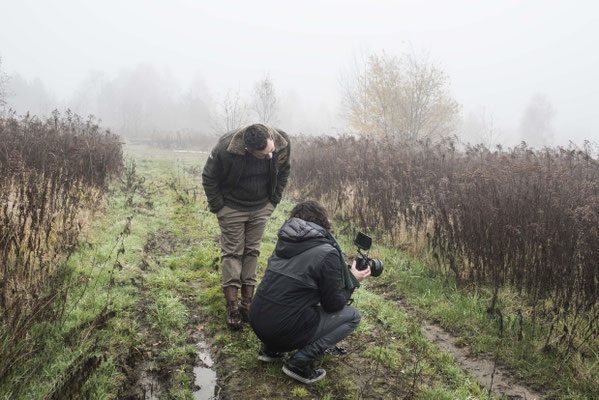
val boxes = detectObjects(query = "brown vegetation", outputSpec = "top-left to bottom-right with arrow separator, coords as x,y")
0,111 -> 122,379
289,135 -> 599,356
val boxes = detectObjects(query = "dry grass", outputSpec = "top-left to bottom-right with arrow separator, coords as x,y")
289,135 -> 599,357
0,111 -> 122,381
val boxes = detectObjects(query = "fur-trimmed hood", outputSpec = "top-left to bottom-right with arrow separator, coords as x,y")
226,124 -> 289,155
202,124 -> 291,213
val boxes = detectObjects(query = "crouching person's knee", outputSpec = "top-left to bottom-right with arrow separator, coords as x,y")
347,306 -> 361,331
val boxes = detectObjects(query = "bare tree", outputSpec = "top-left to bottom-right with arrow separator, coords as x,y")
179,74 -> 213,134
0,57 -> 10,111
213,89 -> 250,132
5,74 -> 55,117
461,107 -> 502,148
341,50 -> 460,141
519,93 -> 555,148
251,75 -> 278,125
69,70 -> 106,118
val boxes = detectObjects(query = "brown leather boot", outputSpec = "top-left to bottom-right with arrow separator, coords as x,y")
239,285 -> 255,323
223,286 -> 242,330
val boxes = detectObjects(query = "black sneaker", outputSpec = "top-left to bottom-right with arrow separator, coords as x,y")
258,344 -> 287,362
324,345 -> 347,355
282,357 -> 326,384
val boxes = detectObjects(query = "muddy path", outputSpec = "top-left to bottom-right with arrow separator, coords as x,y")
421,321 -> 542,399
119,252 -> 220,400
375,286 -> 544,400
114,153 -> 544,399
125,232 -> 220,400
134,231 -> 532,398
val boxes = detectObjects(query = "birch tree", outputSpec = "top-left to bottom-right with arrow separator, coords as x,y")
342,51 -> 460,141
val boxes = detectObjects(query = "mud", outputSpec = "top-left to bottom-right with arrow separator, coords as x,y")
370,285 -> 545,399
135,358 -> 162,400
121,329 -> 165,400
421,320 -> 542,399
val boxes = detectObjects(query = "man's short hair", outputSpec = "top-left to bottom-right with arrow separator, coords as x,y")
289,200 -> 332,231
244,124 -> 271,151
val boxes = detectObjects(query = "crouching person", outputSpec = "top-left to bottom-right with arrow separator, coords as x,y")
249,200 -> 371,384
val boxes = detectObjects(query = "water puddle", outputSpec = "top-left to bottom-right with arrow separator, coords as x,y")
193,340 -> 218,399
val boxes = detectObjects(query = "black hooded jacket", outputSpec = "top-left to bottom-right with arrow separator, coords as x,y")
249,217 -> 352,351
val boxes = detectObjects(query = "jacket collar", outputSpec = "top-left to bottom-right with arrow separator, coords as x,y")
226,125 -> 288,156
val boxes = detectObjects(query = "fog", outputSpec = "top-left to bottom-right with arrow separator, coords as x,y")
1,0 -> 598,147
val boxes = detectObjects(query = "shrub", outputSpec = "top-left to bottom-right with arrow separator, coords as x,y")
0,110 -> 122,379
289,135 -> 599,353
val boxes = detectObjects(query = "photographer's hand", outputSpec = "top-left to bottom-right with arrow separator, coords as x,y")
350,260 -> 371,282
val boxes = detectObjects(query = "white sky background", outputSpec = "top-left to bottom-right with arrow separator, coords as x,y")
1,0 -> 598,145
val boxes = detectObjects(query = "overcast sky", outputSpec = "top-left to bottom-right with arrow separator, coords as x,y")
1,0 -> 598,145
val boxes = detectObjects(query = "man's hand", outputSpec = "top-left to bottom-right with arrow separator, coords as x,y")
350,260 -> 371,282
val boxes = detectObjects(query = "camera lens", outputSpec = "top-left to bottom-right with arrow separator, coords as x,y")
368,258 -> 384,277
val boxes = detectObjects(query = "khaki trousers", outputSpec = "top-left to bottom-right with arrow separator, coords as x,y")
216,202 -> 275,288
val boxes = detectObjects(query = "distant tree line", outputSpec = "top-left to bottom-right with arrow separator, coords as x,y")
0,61 -> 281,145
0,51 -> 559,147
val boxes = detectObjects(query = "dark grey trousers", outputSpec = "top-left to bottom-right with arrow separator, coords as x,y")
297,305 -> 361,359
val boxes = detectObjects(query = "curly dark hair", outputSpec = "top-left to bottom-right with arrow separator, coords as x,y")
289,200 -> 332,231
243,124 -> 271,151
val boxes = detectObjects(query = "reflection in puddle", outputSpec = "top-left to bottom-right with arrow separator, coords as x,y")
193,349 -> 217,399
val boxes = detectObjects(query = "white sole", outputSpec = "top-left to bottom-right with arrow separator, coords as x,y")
258,355 -> 279,362
282,365 -> 326,384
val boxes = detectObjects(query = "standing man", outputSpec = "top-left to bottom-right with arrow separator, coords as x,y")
202,123 -> 291,330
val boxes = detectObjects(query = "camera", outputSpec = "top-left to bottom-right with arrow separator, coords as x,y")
353,232 -> 384,277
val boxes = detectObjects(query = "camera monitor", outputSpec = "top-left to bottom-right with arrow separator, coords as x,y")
353,232 -> 372,251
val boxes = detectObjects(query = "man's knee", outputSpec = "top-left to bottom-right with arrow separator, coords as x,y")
221,255 -> 243,286
243,248 -> 261,258
221,244 -> 244,257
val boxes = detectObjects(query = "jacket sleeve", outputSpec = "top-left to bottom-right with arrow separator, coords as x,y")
319,251 -> 352,313
271,138 -> 290,205
202,147 -> 225,213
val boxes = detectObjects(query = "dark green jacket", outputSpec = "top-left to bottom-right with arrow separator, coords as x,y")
202,125 -> 291,213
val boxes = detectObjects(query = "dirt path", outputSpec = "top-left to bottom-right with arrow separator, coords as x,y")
380,289 -> 545,400
116,151 -> 544,399
421,322 -> 542,399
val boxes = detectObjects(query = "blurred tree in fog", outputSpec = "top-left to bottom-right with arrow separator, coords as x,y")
213,89 -> 250,132
519,93 -> 555,148
0,57 -> 8,111
69,65 -> 213,138
342,51 -> 460,141
6,74 -> 55,117
460,107 -> 503,148
180,74 -> 213,134
251,74 -> 278,125
70,71 -> 106,119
